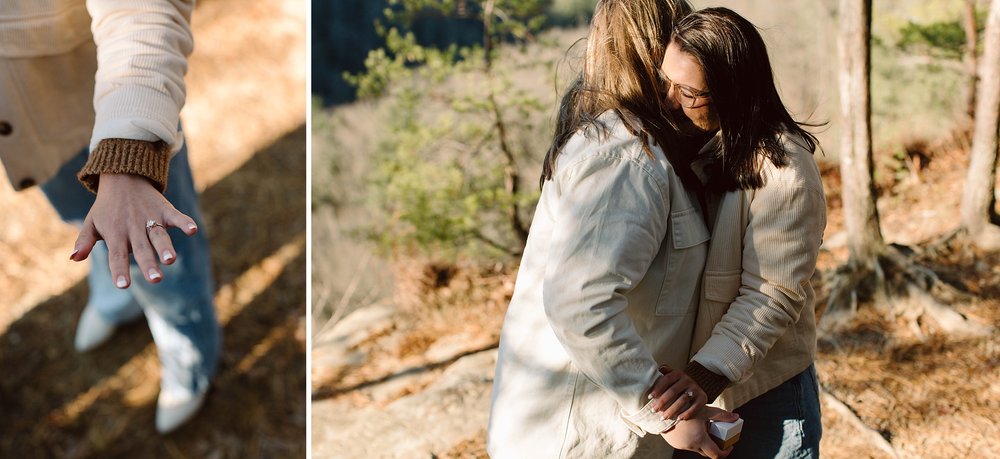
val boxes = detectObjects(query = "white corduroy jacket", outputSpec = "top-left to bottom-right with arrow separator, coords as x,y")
0,0 -> 193,191
488,113 -> 709,459
689,132 -> 827,410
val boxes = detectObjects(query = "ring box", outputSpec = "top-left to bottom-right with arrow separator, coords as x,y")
709,418 -> 744,449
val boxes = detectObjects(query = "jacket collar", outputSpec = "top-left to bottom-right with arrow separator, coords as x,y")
689,132 -> 723,187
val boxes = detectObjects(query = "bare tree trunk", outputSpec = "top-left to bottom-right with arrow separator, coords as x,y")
482,0 -> 530,251
816,0 -> 989,336
837,0 -> 883,268
964,0 -> 980,122
960,0 -> 1000,247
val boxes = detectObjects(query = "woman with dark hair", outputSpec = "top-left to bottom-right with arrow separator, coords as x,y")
487,0 -> 739,457
649,7 -> 827,458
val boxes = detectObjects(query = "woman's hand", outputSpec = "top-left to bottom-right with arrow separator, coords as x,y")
69,173 -> 198,288
648,365 -> 708,420
660,405 -> 739,459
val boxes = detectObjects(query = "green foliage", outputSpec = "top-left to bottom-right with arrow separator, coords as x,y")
898,20 -> 966,58
896,9 -> 986,59
348,0 -> 553,259
344,28 -> 460,98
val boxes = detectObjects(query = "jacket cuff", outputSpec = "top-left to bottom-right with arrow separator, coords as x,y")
77,139 -> 170,194
685,360 -> 732,403
620,398 -> 678,436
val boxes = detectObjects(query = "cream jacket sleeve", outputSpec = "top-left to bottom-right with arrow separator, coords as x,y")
543,148 -> 676,435
693,150 -> 826,383
86,0 -> 194,153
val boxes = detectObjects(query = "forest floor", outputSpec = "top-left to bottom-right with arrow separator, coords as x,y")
312,128 -> 1000,457
0,0 -> 307,457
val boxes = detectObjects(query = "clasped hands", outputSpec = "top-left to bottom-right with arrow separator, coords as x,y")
648,365 -> 738,459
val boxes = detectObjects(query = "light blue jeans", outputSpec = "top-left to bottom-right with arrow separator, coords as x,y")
41,144 -> 220,398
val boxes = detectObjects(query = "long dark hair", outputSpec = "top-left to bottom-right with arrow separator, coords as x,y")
540,0 -> 694,187
672,7 -> 822,191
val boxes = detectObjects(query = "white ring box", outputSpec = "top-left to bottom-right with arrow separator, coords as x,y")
709,418 -> 744,449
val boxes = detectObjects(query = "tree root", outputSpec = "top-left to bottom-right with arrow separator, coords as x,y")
820,386 -> 900,459
929,225 -> 1000,253
923,228 -> 966,259
822,244 -> 992,338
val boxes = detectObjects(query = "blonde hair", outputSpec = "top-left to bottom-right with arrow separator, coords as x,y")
542,0 -> 693,184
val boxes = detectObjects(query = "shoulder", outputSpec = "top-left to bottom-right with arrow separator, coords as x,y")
759,130 -> 824,196
555,111 -> 675,191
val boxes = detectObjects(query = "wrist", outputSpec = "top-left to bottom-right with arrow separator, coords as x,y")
78,139 -> 170,194
684,360 -> 731,403
98,172 -> 158,188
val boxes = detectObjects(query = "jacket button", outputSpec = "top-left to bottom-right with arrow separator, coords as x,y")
19,177 -> 36,189
0,121 -> 11,136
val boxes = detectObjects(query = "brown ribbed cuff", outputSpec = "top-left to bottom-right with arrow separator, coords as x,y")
77,139 -> 171,194
685,361 -> 731,403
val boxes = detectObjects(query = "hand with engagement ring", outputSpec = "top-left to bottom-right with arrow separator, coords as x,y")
70,173 -> 199,289
647,364 -> 709,421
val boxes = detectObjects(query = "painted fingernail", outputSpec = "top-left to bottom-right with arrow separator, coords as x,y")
116,276 -> 128,288
149,269 -> 161,280
162,251 -> 174,262
70,249 -> 78,260
187,223 -> 198,231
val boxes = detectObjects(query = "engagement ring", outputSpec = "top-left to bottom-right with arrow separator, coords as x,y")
146,219 -> 165,231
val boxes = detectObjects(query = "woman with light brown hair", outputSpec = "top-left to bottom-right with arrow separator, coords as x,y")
486,1 -> 737,457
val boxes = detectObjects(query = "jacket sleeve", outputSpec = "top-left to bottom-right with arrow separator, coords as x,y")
78,0 -> 194,192
542,147 -> 676,436
692,177 -> 826,384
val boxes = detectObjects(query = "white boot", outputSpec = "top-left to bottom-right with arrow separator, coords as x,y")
76,249 -> 144,353
74,300 -> 143,353
155,386 -> 208,434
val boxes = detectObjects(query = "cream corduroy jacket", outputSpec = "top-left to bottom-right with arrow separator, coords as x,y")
488,113 -> 710,459
689,132 -> 827,410
0,0 -> 193,191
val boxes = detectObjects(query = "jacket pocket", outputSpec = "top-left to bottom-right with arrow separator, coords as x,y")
704,270 -> 742,305
656,208 -> 710,316
689,270 -> 744,354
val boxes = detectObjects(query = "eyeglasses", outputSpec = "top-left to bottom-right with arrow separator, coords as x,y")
660,71 -> 711,109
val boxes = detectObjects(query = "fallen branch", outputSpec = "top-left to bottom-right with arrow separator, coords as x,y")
820,387 -> 900,459
313,341 -> 499,401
